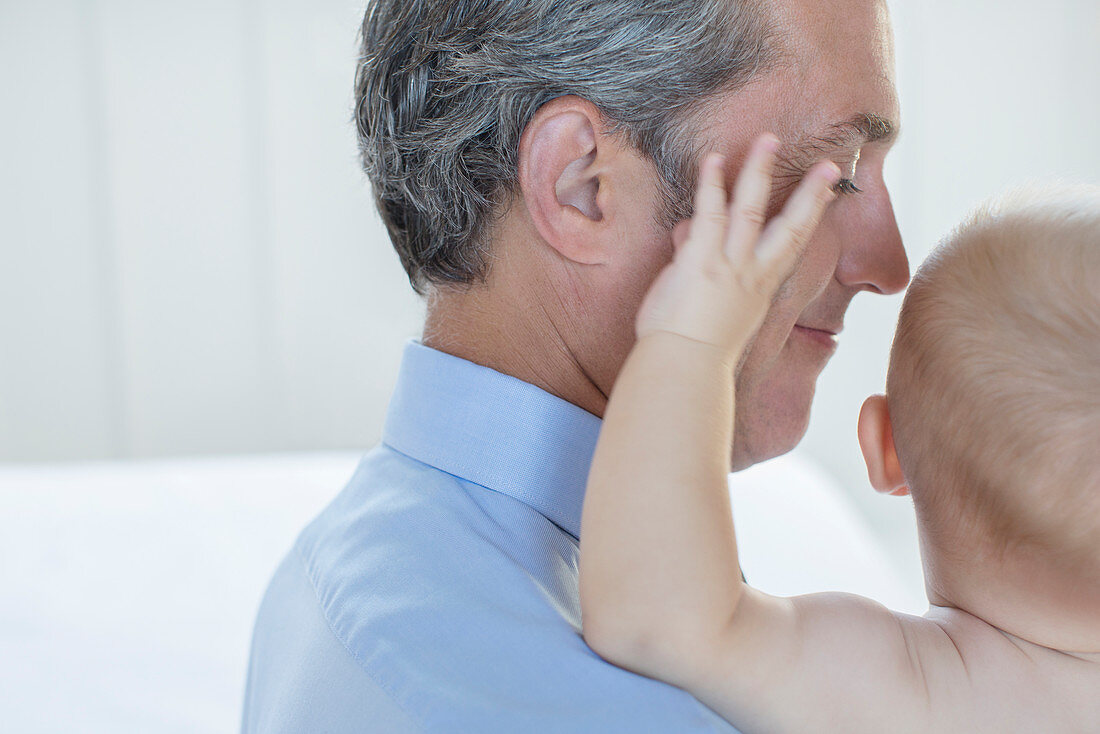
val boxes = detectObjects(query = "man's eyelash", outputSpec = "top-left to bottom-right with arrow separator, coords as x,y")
833,178 -> 863,195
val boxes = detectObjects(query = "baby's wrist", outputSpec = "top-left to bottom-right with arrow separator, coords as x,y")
635,329 -> 744,372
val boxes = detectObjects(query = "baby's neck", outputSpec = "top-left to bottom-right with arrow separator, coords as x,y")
923,543 -> 1100,655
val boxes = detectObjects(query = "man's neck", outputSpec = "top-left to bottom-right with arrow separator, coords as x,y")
421,285 -> 610,419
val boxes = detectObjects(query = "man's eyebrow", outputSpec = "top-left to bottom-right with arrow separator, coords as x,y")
771,113 -> 899,192
823,112 -> 898,147
796,112 -> 900,155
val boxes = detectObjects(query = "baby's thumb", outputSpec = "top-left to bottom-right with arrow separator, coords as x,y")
671,220 -> 692,253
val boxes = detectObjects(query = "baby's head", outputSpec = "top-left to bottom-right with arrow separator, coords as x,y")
858,184 -> 1100,645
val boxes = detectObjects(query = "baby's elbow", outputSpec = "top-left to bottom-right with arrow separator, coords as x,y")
583,624 -> 662,679
580,615 -> 635,665
582,618 -> 710,686
578,588 -> 654,667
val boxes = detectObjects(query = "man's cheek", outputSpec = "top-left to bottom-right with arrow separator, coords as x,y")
734,324 -> 764,377
776,246 -> 831,305
807,233 -> 844,287
737,315 -> 790,381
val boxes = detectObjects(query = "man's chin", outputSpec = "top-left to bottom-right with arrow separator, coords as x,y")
729,417 -> 810,472
731,362 -> 821,471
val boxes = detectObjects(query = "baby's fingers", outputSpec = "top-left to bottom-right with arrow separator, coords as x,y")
682,153 -> 730,264
725,133 -> 780,266
755,161 -> 841,287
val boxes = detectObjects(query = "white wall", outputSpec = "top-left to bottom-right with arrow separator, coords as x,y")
1,0 -> 425,463
2,1 -> 1097,570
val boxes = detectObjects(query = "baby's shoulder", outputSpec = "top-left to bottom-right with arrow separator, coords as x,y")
916,606 -> 1100,732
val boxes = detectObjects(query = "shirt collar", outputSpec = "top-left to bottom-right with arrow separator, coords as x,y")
381,338 -> 603,541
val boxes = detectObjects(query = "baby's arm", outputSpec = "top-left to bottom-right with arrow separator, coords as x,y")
685,588 -> 966,733
579,328 -> 746,675
580,329 -> 969,732
578,141 -> 975,732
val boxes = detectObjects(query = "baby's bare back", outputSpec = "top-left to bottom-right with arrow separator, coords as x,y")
912,606 -> 1100,733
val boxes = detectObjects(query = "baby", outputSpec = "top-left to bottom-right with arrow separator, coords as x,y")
578,134 -> 1100,733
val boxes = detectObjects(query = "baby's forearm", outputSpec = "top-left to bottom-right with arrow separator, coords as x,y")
580,330 -> 745,677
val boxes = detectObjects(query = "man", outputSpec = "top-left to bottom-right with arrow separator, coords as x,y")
242,0 -> 909,731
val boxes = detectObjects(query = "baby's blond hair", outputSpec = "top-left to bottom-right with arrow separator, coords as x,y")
886,184 -> 1100,572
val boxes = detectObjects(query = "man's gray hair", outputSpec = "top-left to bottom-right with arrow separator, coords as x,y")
353,0 -> 778,296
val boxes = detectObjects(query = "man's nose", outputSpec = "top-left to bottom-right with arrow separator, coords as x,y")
835,188 -> 910,296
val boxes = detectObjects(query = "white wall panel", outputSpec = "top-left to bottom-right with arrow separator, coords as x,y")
257,0 -> 424,453
95,0 -> 274,457
0,0 -> 120,462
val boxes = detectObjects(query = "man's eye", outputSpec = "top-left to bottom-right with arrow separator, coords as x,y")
832,178 -> 863,195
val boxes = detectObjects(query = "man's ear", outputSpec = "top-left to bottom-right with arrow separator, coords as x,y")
517,95 -> 619,265
857,394 -> 910,496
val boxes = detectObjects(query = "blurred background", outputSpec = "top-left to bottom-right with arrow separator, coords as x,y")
1,0 -> 1098,731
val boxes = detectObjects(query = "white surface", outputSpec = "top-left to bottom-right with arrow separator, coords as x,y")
0,452 -> 357,733
0,451 -> 926,733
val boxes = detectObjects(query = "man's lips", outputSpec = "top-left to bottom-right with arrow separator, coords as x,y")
796,323 -> 843,336
792,324 -> 841,349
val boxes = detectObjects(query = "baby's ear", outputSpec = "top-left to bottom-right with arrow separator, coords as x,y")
857,395 -> 910,497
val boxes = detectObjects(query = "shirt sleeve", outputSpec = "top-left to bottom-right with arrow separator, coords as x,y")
242,552 -> 423,734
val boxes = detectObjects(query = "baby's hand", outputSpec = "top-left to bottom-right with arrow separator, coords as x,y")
635,134 -> 842,361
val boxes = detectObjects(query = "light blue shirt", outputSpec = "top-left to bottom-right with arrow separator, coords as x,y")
242,338 -> 739,733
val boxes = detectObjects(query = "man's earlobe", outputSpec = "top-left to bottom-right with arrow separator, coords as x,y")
857,394 -> 910,497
